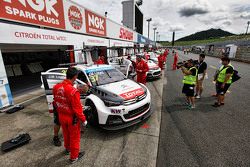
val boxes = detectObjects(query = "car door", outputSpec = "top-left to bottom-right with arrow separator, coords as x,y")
41,69 -> 88,112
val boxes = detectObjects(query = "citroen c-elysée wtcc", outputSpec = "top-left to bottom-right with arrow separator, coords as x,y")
41,64 -> 152,130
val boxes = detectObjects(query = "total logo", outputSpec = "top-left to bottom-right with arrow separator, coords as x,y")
120,88 -> 144,100
85,9 -> 106,36
68,5 -> 82,30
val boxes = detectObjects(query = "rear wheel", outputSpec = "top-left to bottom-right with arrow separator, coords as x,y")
85,100 -> 99,126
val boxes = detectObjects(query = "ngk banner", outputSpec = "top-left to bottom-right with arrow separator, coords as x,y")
85,9 -> 106,37
0,0 -> 65,30
63,0 -> 86,33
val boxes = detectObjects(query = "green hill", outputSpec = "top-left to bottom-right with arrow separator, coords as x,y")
177,28 -> 234,41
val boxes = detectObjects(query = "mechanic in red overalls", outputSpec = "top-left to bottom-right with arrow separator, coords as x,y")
136,54 -> 149,85
95,55 -> 106,65
53,67 -> 88,164
172,50 -> 178,70
163,49 -> 169,63
158,53 -> 164,70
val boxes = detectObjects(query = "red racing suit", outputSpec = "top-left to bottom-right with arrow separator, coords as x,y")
53,79 -> 86,160
172,52 -> 178,70
158,54 -> 164,70
136,59 -> 149,85
95,58 -> 105,65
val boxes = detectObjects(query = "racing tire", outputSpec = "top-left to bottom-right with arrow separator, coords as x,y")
85,100 -> 99,126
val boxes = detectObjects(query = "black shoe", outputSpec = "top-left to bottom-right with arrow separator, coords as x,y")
70,151 -> 85,164
212,102 -> 221,107
53,136 -> 62,147
64,149 -> 70,155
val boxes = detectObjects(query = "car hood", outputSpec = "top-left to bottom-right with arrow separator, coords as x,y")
98,79 -> 145,100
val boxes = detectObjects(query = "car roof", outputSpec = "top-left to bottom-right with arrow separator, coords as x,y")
46,64 -> 115,73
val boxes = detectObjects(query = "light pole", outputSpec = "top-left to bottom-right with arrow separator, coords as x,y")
153,27 -> 157,43
146,18 -> 152,39
156,32 -> 159,42
246,21 -> 250,35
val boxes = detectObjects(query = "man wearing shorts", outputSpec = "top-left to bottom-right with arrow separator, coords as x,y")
181,60 -> 198,109
195,54 -> 207,99
212,57 -> 234,107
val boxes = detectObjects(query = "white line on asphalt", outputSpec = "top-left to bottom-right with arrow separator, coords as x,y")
210,65 -> 217,69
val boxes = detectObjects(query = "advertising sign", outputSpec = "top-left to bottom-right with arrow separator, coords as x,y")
85,9 -> 106,37
119,27 -> 133,41
0,49 -> 13,109
0,0 -> 66,29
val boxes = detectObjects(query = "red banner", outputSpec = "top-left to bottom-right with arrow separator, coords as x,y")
0,0 -> 65,29
119,27 -> 133,41
85,9 -> 106,37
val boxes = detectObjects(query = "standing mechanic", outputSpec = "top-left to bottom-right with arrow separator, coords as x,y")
53,67 -> 88,164
95,55 -> 106,65
180,60 -> 198,109
172,50 -> 178,70
212,57 -> 234,107
136,54 -> 149,85
195,54 -> 207,99
158,53 -> 165,70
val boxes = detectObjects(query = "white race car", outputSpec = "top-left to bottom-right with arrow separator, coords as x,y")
146,60 -> 161,79
41,64 -> 152,130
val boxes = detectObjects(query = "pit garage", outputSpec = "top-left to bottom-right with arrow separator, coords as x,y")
1,44 -> 71,96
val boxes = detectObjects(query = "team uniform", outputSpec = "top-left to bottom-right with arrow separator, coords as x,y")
53,79 -> 86,160
136,59 -> 149,85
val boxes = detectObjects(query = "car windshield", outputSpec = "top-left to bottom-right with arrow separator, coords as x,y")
86,68 -> 126,86
149,52 -> 157,59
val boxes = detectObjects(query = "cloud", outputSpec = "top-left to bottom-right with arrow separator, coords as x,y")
179,0 -> 210,17
169,24 -> 185,31
240,12 -> 250,19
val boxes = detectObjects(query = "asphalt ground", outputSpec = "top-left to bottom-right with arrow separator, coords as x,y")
0,73 -> 164,167
157,51 -> 250,167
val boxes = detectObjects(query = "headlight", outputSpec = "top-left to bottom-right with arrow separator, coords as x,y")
103,99 -> 123,107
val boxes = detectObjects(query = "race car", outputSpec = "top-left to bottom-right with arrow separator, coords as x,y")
41,64 -> 152,130
146,60 -> 161,80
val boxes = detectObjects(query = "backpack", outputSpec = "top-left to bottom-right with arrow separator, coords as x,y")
232,70 -> 241,83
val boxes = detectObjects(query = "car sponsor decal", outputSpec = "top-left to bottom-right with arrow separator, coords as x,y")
119,88 -> 144,100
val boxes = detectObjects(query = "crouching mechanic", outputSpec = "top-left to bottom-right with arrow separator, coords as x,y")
53,67 -> 88,164
212,57 -> 234,107
180,60 -> 198,109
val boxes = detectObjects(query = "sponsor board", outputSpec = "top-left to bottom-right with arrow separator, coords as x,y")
85,9 -> 106,37
0,0 -> 65,30
119,27 -> 133,41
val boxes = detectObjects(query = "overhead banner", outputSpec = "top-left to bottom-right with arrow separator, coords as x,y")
85,9 -> 106,37
0,0 -> 66,29
0,49 -> 13,109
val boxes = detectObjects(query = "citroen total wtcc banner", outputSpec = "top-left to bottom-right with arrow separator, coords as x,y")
0,49 -> 13,109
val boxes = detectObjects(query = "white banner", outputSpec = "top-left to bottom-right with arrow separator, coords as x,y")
0,49 -> 13,109
0,23 -> 109,47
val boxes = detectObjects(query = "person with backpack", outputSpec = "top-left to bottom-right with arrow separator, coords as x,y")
212,57 -> 234,107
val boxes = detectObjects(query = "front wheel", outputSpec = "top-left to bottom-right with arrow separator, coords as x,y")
85,100 -> 99,126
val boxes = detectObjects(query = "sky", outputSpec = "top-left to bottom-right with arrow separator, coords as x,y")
72,0 -> 250,41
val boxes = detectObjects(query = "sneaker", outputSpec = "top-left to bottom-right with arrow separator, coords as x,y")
53,136 -> 61,147
64,149 -> 70,155
195,95 -> 201,99
70,151 -> 85,164
212,102 -> 221,107
183,102 -> 190,106
188,105 -> 195,110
